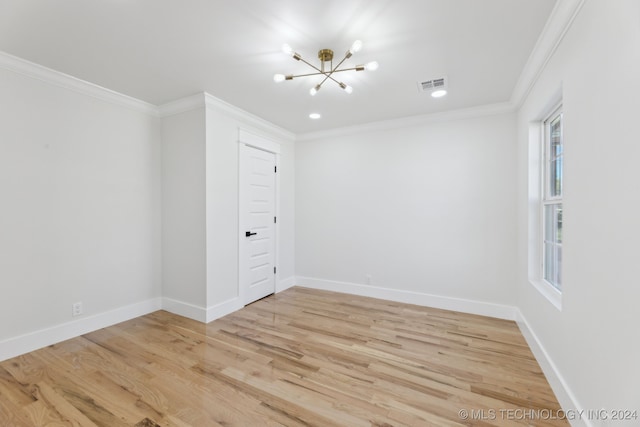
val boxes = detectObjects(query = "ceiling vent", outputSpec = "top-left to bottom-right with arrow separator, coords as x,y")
417,76 -> 447,93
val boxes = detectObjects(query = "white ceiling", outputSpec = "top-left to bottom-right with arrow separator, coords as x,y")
0,0 -> 556,134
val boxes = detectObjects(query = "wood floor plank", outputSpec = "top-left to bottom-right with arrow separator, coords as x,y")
0,389 -> 34,427
30,381 -> 99,427
0,287 -> 567,426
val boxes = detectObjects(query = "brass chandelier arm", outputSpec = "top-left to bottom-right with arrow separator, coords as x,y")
289,56 -> 347,89
297,56 -> 324,75
294,55 -> 346,88
286,67 -> 363,79
315,51 -> 351,89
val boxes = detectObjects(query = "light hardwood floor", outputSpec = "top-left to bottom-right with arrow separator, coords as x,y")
0,287 -> 567,426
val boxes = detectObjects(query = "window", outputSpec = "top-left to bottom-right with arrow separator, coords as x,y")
542,106 -> 563,291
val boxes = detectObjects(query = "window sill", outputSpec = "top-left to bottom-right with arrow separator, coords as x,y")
529,279 -> 562,311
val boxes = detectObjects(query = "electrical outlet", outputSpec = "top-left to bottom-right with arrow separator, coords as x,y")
365,274 -> 372,285
72,302 -> 83,317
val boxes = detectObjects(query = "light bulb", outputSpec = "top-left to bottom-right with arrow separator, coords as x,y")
365,61 -> 379,71
273,74 -> 285,83
310,84 -> 321,95
350,40 -> 363,54
431,89 -> 447,98
282,44 -> 293,55
309,113 -> 321,120
343,85 -> 353,94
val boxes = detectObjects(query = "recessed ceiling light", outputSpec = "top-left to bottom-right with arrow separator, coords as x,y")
309,113 -> 321,119
431,89 -> 447,98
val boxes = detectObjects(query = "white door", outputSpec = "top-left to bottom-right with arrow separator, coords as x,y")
240,145 -> 276,305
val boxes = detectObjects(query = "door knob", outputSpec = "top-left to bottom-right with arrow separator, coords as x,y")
245,231 -> 257,237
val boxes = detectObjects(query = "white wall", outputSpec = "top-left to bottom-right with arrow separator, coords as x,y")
296,112 -> 517,310
161,107 -> 207,307
0,66 -> 161,342
516,0 -> 640,418
277,136 -> 296,284
205,107 -> 242,307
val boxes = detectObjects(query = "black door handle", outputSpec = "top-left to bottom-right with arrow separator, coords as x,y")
245,231 -> 257,237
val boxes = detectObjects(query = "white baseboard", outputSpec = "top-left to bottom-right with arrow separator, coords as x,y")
162,296 -> 243,324
0,298 -> 162,362
296,276 -> 517,320
0,294 -> 250,362
516,310 -> 588,427
276,276 -> 296,293
202,277 -> 296,322
161,297 -> 207,323
205,297 -> 243,323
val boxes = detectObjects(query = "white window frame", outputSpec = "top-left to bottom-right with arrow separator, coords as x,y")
527,98 -> 563,311
541,105 -> 563,292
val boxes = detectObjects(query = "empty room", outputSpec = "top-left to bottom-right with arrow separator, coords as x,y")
1,0 -> 639,426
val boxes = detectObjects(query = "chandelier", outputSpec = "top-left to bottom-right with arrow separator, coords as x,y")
273,40 -> 378,96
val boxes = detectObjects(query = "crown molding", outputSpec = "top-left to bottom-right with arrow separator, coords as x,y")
0,50 -> 159,116
156,92 -> 206,117
203,93 -> 295,141
296,101 -> 515,142
158,92 -> 295,141
0,50 -> 293,141
510,0 -> 586,108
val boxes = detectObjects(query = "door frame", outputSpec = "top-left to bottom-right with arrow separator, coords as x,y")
238,128 -> 281,305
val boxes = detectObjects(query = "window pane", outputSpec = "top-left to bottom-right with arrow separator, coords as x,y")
550,114 -> 562,157
556,204 -> 563,244
544,205 -> 554,242
556,155 -> 563,196
555,247 -> 562,291
544,242 -> 562,290
544,204 -> 563,244
549,159 -> 557,197
544,242 -> 555,283
549,157 -> 563,198
547,111 -> 563,198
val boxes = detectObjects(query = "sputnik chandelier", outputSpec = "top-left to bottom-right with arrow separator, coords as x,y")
273,40 -> 378,96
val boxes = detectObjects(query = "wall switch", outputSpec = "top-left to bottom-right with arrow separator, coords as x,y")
72,302 -> 83,317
